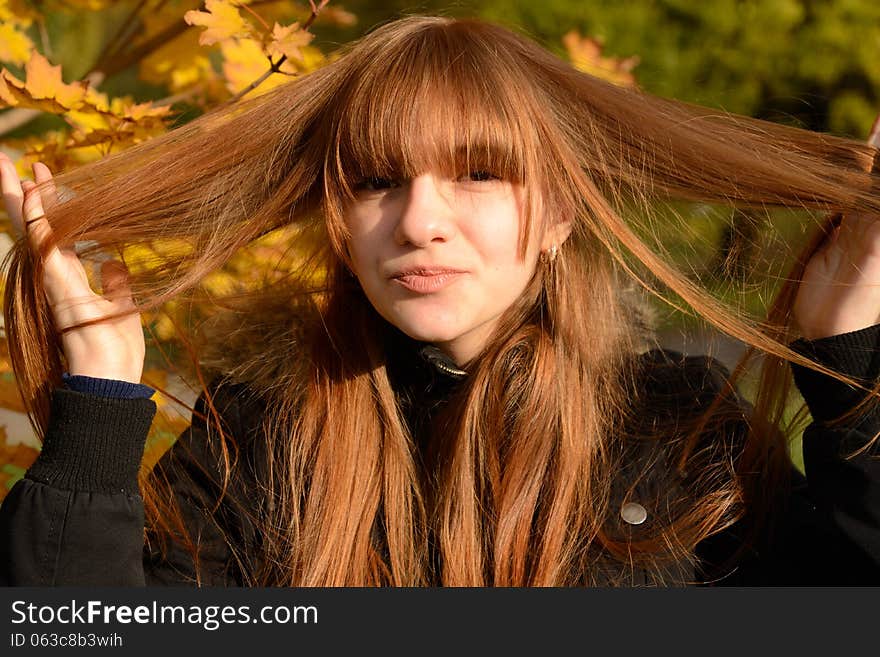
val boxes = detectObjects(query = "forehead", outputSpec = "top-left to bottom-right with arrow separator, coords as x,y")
328,30 -> 542,189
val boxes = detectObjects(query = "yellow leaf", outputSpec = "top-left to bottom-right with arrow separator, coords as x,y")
64,101 -> 172,153
267,22 -> 314,64
141,41 -> 215,92
111,97 -> 174,122
141,369 -> 167,392
140,28 -> 215,92
562,31 -> 639,88
221,38 -> 289,97
1,51 -> 90,114
0,22 -> 34,65
66,108 -> 111,132
0,69 -> 69,113
0,74 -> 17,107
84,85 -> 109,112
25,51 -> 89,107
185,0 -> 252,47
202,270 -> 241,297
152,313 -> 177,342
7,131 -> 78,173
291,44 -> 326,74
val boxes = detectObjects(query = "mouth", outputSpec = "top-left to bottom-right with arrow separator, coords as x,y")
390,268 -> 466,293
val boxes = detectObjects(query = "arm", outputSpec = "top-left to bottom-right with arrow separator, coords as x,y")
0,379 -> 252,586
788,322 -> 880,569
0,155 -> 249,585
0,389 -> 156,585
691,324 -> 880,584
705,324 -> 880,584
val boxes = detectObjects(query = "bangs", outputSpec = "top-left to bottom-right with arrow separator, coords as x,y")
326,24 -> 545,202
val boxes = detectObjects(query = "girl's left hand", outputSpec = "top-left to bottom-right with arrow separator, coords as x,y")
793,115 -> 880,341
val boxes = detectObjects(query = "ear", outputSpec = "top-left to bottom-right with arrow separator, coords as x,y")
541,216 -> 573,251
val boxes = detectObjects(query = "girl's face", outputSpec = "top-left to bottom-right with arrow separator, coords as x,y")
343,171 -> 562,365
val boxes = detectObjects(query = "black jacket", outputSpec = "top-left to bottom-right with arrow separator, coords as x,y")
2,325 -> 880,586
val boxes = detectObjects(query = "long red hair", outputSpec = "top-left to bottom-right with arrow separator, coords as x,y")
5,16 -> 880,585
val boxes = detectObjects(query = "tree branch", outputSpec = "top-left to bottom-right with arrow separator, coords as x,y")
225,0 -> 329,105
90,0 -> 151,76
91,0 -> 290,79
0,1 -> 316,138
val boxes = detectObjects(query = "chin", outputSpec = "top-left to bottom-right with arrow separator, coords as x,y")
389,316 -> 464,345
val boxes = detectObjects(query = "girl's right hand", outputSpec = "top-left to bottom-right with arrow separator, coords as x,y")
0,153 -> 145,383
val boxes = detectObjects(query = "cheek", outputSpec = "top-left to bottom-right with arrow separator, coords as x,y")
347,242 -> 380,287
343,213 -> 383,273
468,216 -> 537,276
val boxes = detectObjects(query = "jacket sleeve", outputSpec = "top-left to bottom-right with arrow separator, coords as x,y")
787,323 -> 880,571
0,389 -> 156,585
690,325 -> 880,585
0,382 -> 251,586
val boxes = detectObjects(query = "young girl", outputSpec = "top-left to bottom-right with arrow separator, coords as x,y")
0,15 -> 878,586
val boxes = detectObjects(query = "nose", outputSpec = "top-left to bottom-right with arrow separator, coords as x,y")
393,173 -> 457,247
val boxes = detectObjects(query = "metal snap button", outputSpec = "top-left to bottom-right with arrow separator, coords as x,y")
620,502 -> 647,525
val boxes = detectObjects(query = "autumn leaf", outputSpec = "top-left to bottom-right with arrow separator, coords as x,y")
142,411 -> 189,472
24,51 -> 88,108
116,98 -> 174,122
0,21 -> 35,65
221,37 -> 294,96
185,0 -> 252,46
141,17 -> 216,93
65,96 -> 174,154
4,131 -> 73,173
267,22 -> 314,64
563,31 -> 639,88
0,51 -> 89,112
0,74 -> 17,107
139,8 -> 227,100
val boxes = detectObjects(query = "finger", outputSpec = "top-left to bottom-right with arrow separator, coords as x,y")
32,161 -> 59,210
21,180 -> 70,281
100,259 -> 135,307
0,152 -> 25,235
20,180 -> 51,247
868,112 -> 880,150
833,212 -> 880,270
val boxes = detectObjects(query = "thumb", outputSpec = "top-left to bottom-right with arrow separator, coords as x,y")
100,259 -> 133,302
868,112 -> 880,149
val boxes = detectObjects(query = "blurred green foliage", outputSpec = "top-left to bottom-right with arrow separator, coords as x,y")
331,0 -> 880,139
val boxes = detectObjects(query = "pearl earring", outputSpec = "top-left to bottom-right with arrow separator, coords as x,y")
540,244 -> 558,264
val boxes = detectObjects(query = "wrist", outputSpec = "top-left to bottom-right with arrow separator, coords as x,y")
66,365 -> 144,384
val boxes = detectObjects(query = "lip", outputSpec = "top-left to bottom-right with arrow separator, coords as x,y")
389,267 -> 466,293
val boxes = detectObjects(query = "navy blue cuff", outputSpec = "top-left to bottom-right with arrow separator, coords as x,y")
62,372 -> 155,400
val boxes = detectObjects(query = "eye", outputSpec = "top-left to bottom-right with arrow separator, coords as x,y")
355,176 -> 399,192
461,171 -> 500,182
